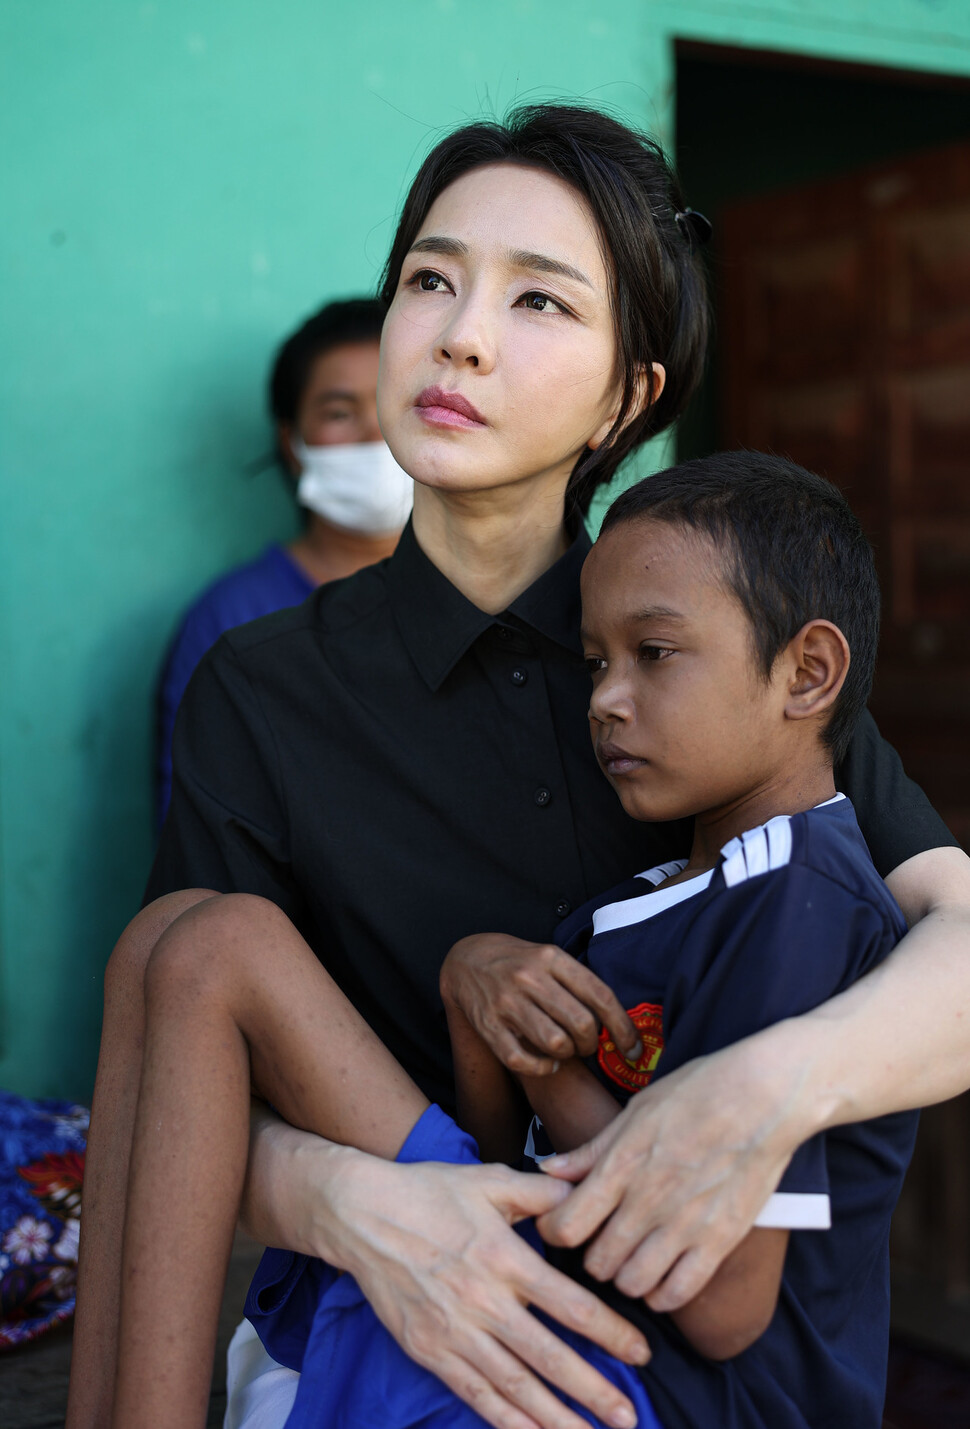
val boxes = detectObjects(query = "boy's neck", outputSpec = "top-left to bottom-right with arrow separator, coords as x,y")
681,760 -> 838,881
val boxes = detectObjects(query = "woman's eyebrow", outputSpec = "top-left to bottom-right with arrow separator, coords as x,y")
407,236 -> 593,289
408,236 -> 468,257
507,248 -> 593,288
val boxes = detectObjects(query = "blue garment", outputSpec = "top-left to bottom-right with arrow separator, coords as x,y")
0,1091 -> 88,1347
537,796 -> 917,1429
246,1104 -> 664,1429
156,545 -> 314,825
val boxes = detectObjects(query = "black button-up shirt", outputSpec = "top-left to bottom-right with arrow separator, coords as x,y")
147,522 -> 955,1109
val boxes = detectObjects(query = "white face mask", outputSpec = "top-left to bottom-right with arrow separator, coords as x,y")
292,437 -> 414,536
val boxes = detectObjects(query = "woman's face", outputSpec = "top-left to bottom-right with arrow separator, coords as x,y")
378,163 -> 622,503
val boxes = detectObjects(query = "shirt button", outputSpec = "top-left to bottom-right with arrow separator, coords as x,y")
510,667 -> 528,686
555,900 -> 571,918
496,626 -> 512,642
534,786 -> 551,807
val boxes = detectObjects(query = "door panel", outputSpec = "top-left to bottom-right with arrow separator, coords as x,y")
721,139 -> 970,848
720,141 -> 970,1303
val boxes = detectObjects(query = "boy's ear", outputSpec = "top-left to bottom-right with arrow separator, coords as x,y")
784,620 -> 851,723
588,363 -> 666,452
278,423 -> 301,476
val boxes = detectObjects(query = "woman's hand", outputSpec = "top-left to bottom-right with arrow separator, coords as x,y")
243,1109 -> 649,1429
537,1027 -> 805,1309
441,934 -> 641,1076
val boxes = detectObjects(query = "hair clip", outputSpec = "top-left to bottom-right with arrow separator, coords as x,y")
674,208 -> 713,248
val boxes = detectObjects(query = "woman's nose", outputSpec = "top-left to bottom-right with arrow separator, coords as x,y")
435,295 -> 496,373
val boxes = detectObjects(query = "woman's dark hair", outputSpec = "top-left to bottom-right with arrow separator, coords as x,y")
269,297 -> 386,428
379,103 -> 710,515
600,451 -> 881,764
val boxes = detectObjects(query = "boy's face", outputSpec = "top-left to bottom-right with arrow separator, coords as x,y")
581,518 -> 794,827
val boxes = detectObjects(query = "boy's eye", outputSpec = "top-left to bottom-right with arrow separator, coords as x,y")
516,291 -> 566,315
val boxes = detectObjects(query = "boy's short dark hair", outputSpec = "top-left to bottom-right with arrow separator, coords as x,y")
269,297 -> 386,428
600,451 -> 880,764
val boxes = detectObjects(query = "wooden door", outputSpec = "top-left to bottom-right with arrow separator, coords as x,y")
720,143 -> 970,1306
721,141 -> 970,847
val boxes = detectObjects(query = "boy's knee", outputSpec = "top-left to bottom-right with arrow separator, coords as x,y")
143,892 -> 287,1006
104,888 -> 218,1000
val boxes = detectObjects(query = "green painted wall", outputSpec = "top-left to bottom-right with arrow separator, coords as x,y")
2,0 -> 969,1098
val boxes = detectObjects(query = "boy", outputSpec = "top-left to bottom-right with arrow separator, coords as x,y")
111,453 -> 915,1429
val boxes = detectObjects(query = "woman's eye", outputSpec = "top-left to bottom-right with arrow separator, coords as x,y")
409,269 -> 451,293
639,645 -> 675,662
585,656 -> 606,675
517,291 -> 565,315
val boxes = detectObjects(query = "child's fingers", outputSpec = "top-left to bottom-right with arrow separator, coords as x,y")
552,960 -> 642,1060
485,1019 -> 562,1076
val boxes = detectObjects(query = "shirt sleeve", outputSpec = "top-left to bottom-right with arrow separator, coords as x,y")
658,864 -> 899,1230
155,604 -> 228,830
836,708 -> 957,876
145,637 -> 311,935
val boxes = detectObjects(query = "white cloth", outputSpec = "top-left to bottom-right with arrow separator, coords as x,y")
224,1319 -> 299,1429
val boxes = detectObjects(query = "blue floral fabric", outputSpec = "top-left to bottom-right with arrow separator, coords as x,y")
0,1090 -> 88,1348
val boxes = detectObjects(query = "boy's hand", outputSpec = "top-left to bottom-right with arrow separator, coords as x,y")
441,934 -> 641,1076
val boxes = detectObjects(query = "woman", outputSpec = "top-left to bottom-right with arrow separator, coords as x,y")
155,297 -> 412,824
69,104 -> 970,1429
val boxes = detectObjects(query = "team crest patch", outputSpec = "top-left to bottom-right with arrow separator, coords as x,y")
597,1002 -> 664,1092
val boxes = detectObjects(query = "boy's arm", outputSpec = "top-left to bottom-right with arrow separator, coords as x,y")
444,944 -> 625,1161
669,1228 -> 789,1360
447,940 -> 790,1360
522,1056 -> 789,1360
519,1060 -> 623,1154
445,997 -> 526,1164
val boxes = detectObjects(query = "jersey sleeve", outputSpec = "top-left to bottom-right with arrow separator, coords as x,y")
145,637 -> 311,935
658,863 -> 899,1230
836,708 -> 957,875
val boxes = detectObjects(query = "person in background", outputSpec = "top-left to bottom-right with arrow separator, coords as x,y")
155,298 -> 412,824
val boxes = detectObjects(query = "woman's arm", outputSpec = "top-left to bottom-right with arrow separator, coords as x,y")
240,1104 -> 651,1429
521,1063 -> 789,1361
537,845 -> 970,1308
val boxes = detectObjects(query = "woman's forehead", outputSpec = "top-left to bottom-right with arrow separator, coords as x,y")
414,162 -> 607,285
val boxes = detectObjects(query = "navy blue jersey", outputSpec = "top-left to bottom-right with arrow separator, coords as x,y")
540,796 -> 918,1429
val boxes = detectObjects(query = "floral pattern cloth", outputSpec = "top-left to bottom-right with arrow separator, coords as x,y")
0,1090 -> 87,1348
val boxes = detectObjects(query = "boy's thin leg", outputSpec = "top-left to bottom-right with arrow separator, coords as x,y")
67,889 -> 218,1429
112,892 -> 429,1429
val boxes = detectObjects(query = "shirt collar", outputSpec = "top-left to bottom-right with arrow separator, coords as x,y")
387,519 -> 591,692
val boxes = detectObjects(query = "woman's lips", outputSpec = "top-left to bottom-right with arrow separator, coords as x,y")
597,741 -> 647,776
415,385 -> 486,429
